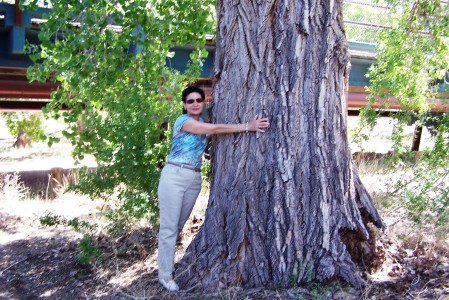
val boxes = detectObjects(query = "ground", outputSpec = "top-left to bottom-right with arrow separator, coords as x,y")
1,115 -> 449,299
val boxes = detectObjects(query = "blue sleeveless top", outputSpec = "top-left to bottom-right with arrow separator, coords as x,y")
167,114 -> 208,168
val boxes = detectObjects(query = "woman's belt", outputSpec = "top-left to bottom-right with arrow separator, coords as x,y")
166,161 -> 201,172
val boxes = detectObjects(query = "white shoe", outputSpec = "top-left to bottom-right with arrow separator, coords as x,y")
159,277 -> 179,292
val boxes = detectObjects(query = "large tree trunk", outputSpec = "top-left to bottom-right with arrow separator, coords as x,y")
177,0 -> 385,292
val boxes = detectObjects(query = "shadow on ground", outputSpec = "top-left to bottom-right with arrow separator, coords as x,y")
0,227 -> 162,300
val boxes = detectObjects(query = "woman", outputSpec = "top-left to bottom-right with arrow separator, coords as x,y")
157,86 -> 270,292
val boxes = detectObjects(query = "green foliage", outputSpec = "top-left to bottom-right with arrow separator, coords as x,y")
391,114 -> 449,225
288,273 -> 299,287
2,112 -> 46,142
391,155 -> 449,226
351,106 -> 379,151
309,282 -> 323,300
365,0 -> 449,131
369,0 -> 449,114
40,212 -> 98,234
353,1 -> 449,226
40,212 -> 101,264
78,235 -> 103,264
24,0 -> 215,225
201,158 -> 211,191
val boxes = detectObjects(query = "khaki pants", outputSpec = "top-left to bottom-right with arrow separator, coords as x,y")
157,164 -> 202,280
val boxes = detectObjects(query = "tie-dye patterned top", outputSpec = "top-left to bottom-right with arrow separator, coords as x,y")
167,114 -> 207,168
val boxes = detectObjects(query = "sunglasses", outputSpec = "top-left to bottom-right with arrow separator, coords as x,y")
185,98 -> 205,104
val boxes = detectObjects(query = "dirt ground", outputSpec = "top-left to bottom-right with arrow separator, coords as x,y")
1,182 -> 449,300
1,116 -> 449,299
0,190 -> 182,300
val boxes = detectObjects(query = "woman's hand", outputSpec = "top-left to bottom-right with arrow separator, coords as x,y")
248,115 -> 270,133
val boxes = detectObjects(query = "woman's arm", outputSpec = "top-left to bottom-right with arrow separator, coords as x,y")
182,115 -> 270,135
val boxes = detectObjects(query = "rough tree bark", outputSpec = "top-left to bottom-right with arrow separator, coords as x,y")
176,0 -> 385,292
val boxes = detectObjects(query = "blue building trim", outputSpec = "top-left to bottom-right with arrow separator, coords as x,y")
0,3 -> 376,84
166,46 -> 215,79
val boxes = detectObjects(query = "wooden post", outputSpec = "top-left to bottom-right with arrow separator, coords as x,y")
411,125 -> 423,152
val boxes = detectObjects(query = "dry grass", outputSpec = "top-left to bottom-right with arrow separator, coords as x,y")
3,161 -> 448,299
356,160 -> 449,300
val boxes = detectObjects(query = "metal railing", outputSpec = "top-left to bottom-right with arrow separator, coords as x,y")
343,0 -> 392,44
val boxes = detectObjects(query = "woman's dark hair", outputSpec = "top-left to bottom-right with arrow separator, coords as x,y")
182,86 -> 205,103
181,86 -> 205,114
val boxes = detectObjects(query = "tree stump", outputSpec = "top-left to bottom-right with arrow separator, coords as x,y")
12,129 -> 31,148
47,167 -> 64,199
